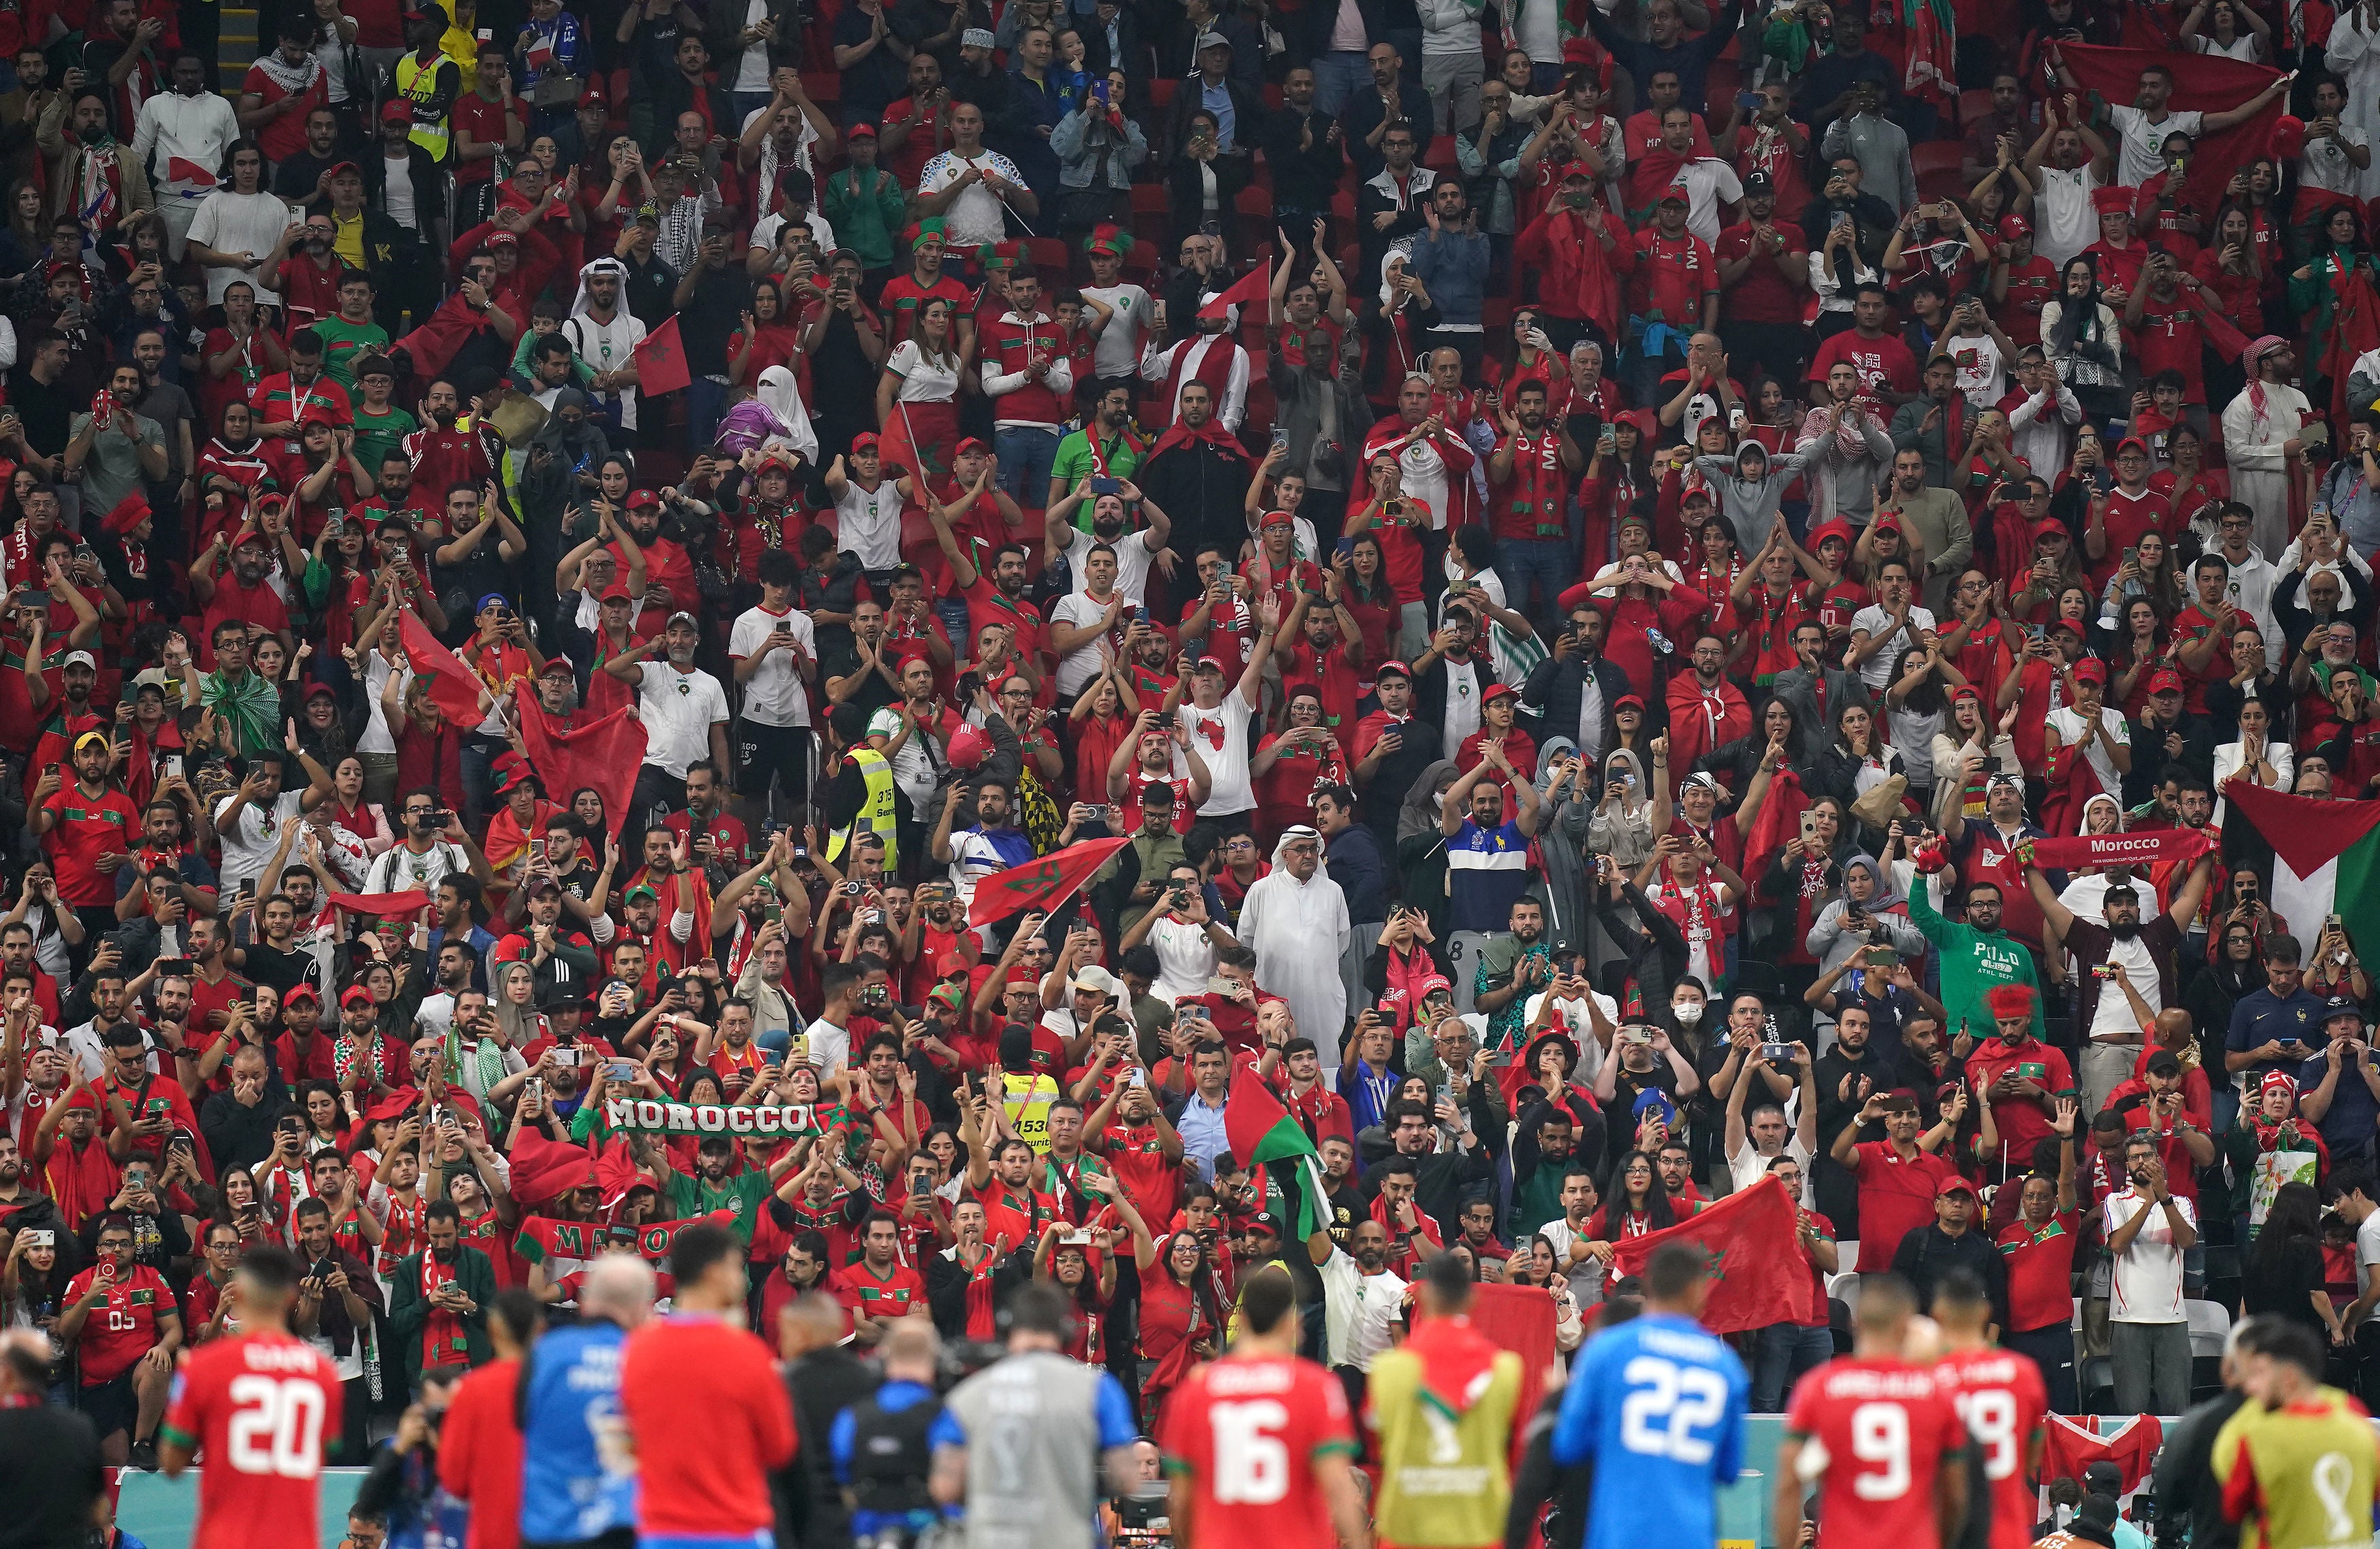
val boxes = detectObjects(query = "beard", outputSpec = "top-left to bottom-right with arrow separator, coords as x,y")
2108,918 -> 2140,941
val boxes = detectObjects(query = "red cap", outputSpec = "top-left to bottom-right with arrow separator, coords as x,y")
2032,517 -> 2067,541
340,985 -> 376,1009
1482,682 -> 1518,704
936,951 -> 972,978
851,431 -> 883,452
2072,657 -> 2108,685
1808,518 -> 1856,549
626,489 -> 661,510
1935,1176 -> 1979,1200
600,581 -> 634,602
2147,668 -> 2186,696
1999,213 -> 2032,240
381,99 -> 413,124
954,436 -> 988,458
2113,436 -> 2150,458
1614,692 -> 1646,711
283,983 -> 321,1004
2092,186 -> 2132,214
848,122 -> 877,138
1373,660 -> 1412,680
324,160 -> 361,182
579,80 -> 609,109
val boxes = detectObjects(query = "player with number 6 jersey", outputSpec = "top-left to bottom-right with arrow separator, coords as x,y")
1552,1240 -> 1750,1549
1159,1268 -> 1370,1549
1776,1275 -> 1970,1549
1928,1270 -> 2048,1549
159,1244 -> 343,1549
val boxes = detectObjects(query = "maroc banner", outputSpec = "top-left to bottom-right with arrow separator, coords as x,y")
2021,828 -> 2214,872
600,1098 -> 819,1136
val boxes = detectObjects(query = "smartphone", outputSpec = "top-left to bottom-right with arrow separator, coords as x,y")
550,1047 -> 581,1068
239,879 -> 256,900
1270,426 -> 1289,452
1799,813 -> 1819,841
524,1076 -> 544,1102
530,838 -> 547,864
2120,546 -> 2138,571
1205,976 -> 1236,998
1126,1066 -> 1146,1087
159,753 -> 183,780
606,1059 -> 636,1082
763,1046 -> 786,1068
1737,90 -> 1761,109
774,617 -> 792,634
1759,1042 -> 1798,1063
24,1229 -> 52,1248
1089,475 -> 1122,496
1618,1027 -> 1653,1046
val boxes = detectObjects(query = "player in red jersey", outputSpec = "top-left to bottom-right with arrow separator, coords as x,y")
1159,1266 -> 1371,1549
1774,1274 -> 1970,1549
1928,1270 -> 2047,1549
160,1243 -> 344,1549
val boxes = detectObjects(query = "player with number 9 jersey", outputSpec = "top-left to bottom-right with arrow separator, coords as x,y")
1931,1348 -> 2047,1549
1159,1350 -> 1359,1549
1783,1354 -> 1968,1549
159,1329 -> 343,1549
1552,1305 -> 1750,1549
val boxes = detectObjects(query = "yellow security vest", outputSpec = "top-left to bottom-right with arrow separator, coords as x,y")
394,52 -> 453,163
828,747 -> 899,870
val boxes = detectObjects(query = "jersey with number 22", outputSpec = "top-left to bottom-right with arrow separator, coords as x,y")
160,1330 -> 344,1549
1550,1310 -> 1750,1549
1786,1357 -> 1968,1549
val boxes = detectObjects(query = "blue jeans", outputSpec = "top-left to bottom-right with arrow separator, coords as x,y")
995,426 -> 1061,508
688,375 -> 730,454
1503,536 -> 1575,633
1752,1322 -> 1835,1412
1314,52 -> 1370,117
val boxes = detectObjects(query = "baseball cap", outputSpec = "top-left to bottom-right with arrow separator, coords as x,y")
954,436 -> 989,458
2000,213 -> 2033,239
2146,668 -> 2185,696
324,160 -> 360,181
1741,171 -> 1773,197
2071,657 -> 2107,685
488,230 -> 519,247
935,951 -> 972,978
339,985 -> 376,1009
1614,693 -> 1646,711
600,581 -> 634,603
1245,1211 -> 1282,1236
1935,1176 -> 1978,1200
851,431 -> 883,452
1482,682 -> 1518,704
847,122 -> 877,139
283,984 -> 321,1005
131,666 -> 171,694
666,610 -> 699,630
1373,660 -> 1412,681
623,883 -> 658,904
2325,995 -> 2365,1023
626,489 -> 662,511
381,99 -> 413,123
1070,964 -> 1119,998
1194,29 -> 1230,48
62,649 -> 95,670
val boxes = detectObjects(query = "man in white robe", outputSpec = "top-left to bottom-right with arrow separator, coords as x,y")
2219,335 -> 2312,558
1238,825 -> 1351,1059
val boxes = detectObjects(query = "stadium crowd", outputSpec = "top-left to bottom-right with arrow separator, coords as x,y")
10,0 -> 2380,1533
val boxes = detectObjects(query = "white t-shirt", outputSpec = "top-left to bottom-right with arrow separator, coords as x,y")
1081,282 -> 1151,380
1149,913 -> 1219,1001
1945,330 -> 2007,411
2047,704 -> 2130,797
1518,990 -> 1612,1083
1048,588 -> 1126,696
1177,691 -> 1255,815
2035,163 -> 2101,269
212,790 -> 304,899
2107,105 -> 2205,188
1438,655 -> 1483,758
188,189 -> 297,303
834,478 -> 905,570
2105,1187 -> 2195,1323
1669,157 -> 1745,245
635,662 -> 730,777
885,339 -> 962,403
381,154 -> 417,231
728,604 -> 817,728
917,150 -> 1024,249
2358,1210 -> 2380,1323
1060,524 -> 1158,607
1319,1246 -> 1407,1370
1850,604 -> 1937,691
2302,124 -> 2373,197
734,0 -> 772,89
1727,1134 -> 1814,1202
749,208 -> 838,259
802,1014 -> 851,1076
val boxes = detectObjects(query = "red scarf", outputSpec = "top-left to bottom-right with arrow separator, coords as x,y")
1150,335 -> 1246,432
419,1249 -> 468,1367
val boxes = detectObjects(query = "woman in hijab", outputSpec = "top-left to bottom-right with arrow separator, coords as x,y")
2040,254 -> 2124,418
1395,758 -> 1461,943
1587,746 -> 1654,875
1532,738 -> 1597,955
1805,853 -> 1927,976
751,363 -> 820,465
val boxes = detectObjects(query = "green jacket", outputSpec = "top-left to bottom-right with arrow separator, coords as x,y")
1909,882 -> 2045,1043
385,1244 -> 496,1391
825,166 -> 910,270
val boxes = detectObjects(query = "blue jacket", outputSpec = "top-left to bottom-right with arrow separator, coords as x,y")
517,1320 -> 636,1544
1406,225 -> 1491,328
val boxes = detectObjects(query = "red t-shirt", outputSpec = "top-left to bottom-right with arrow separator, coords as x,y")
449,92 -> 513,186
1846,1140 -> 1956,1272
1784,1357 -> 1968,1549
1995,255 -> 2058,347
831,1259 -> 929,1321
1807,330 -> 1921,402
39,783 -> 137,906
1716,221 -> 1808,325
160,1331 -> 344,1549
1931,1346 -> 2050,1549
1157,1352 -> 1357,1548
65,1261 -> 175,1382
1996,1208 -> 2081,1333
1099,1119 -> 1183,1226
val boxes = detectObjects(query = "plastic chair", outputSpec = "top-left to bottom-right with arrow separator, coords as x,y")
2184,1297 -> 2231,1358
2079,1356 -> 2115,1414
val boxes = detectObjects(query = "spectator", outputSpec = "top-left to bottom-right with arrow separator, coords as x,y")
2104,1129 -> 2199,1414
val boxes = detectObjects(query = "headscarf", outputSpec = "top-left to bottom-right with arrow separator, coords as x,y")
1535,736 -> 1577,798
2241,335 -> 2287,430
524,388 -> 608,510
753,363 -> 819,465
1841,851 -> 1903,913
568,256 -> 628,317
2048,256 -> 2109,358
1398,758 -> 1459,842
2079,790 -> 2122,836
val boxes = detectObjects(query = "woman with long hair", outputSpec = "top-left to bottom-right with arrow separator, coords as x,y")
2213,696 -> 2292,828
202,281 -> 288,432
0,182 -> 44,283
2107,596 -> 2169,721
1334,532 -> 1399,664
2154,424 -> 2226,544
1883,641 -> 1964,789
877,294 -> 966,486
492,959 -> 544,1051
2100,527 -> 2184,626
728,279 -> 806,392
1034,1174 -> 1153,1367
1138,1218 -> 1225,1430
1577,412 -> 1653,577
1345,452 -> 1431,659
1068,668 -> 1140,811
2242,1182 -> 2342,1339
2040,256 -> 2125,420
1578,1150 -> 1680,1287
1815,701 -> 1907,838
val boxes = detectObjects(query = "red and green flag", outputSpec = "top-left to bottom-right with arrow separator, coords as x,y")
2226,783 -> 2380,955
966,836 -> 1132,927
398,609 -> 492,729
1223,1061 -> 1331,1244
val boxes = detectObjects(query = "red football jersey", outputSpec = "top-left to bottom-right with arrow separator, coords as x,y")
160,1331 -> 345,1549
1932,1346 -> 2050,1549
64,1263 -> 175,1382
1159,1351 -> 1356,1549
1785,1357 -> 1969,1549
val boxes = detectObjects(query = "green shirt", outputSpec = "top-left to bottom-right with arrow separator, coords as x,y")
352,403 -> 418,480
1908,881 -> 2046,1044
1050,429 -> 1146,527
313,318 -> 392,388
662,1166 -> 775,1242
825,165 -> 910,269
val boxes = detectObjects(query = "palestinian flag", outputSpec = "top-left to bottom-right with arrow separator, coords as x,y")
966,836 -> 1132,927
2225,783 -> 2380,952
1222,1062 -> 1330,1244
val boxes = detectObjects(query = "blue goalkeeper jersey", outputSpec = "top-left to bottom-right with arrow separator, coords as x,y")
1552,1310 -> 1750,1549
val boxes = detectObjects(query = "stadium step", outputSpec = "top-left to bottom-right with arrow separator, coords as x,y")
220,6 -> 258,79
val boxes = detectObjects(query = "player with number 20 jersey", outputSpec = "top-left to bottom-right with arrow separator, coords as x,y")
1552,1307 -> 1750,1549
1932,1346 -> 2047,1549
160,1331 -> 343,1549
1784,1355 -> 1968,1549
1160,1351 -> 1358,1549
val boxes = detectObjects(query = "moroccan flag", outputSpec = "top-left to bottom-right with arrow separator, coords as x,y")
398,609 -> 491,729
507,1131 -> 598,1208
1197,264 -> 1272,321
1463,1282 -> 1561,1467
1223,1061 -> 1332,1242
2224,782 -> 2380,952
966,836 -> 1131,926
520,702 -> 647,843
1608,1175 -> 1818,1334
324,889 -> 432,918
634,316 -> 693,398
2056,44 -> 2284,219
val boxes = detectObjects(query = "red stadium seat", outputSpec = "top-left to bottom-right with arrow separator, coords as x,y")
1150,77 -> 1177,110
1957,88 -> 1994,130
801,71 -> 840,105
1024,237 -> 1070,273
1912,140 -> 1967,204
1705,56 -> 1740,110
1236,184 -> 1274,223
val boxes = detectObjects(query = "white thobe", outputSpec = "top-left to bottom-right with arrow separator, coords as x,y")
1239,869 -> 1351,1049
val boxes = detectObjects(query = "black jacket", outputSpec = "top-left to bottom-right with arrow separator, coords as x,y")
924,1246 -> 1029,1341
1138,439 -> 1253,568
2152,1389 -> 2246,1549
1523,649 -> 1631,757
1263,106 -> 1347,214
777,1345 -> 881,1549
1888,1223 -> 2009,1330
